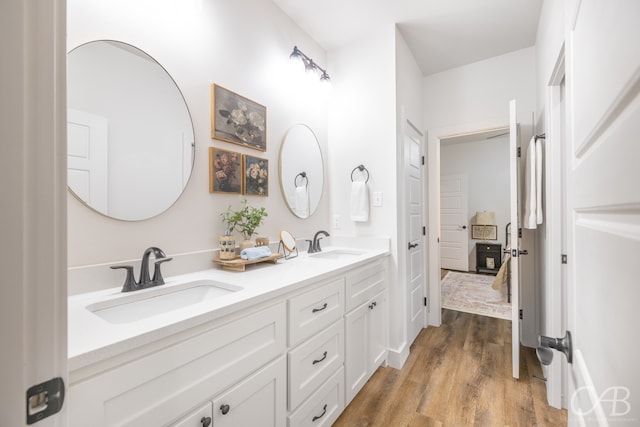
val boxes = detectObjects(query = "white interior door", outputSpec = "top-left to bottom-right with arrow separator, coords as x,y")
440,174 -> 469,271
67,109 -> 108,212
405,121 -> 425,344
509,100 -> 521,379
565,1 -> 640,423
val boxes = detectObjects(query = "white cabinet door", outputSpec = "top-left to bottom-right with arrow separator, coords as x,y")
212,356 -> 286,427
344,302 -> 369,404
368,290 -> 387,373
170,402 -> 212,427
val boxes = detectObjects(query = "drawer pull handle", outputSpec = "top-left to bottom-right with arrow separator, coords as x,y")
220,404 -> 230,415
312,404 -> 328,422
312,351 -> 328,365
312,303 -> 328,313
201,416 -> 212,427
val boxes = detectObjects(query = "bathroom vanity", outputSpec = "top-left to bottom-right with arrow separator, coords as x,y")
67,243 -> 389,426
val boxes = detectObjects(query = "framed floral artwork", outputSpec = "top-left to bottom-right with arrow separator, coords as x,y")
243,155 -> 268,196
209,147 -> 241,194
211,84 -> 267,151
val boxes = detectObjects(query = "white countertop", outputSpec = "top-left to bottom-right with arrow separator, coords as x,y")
68,243 -> 389,372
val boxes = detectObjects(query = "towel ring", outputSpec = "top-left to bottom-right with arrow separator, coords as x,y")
294,171 -> 308,188
350,165 -> 369,183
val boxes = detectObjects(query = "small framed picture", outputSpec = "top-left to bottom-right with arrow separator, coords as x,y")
211,84 -> 267,151
471,224 -> 498,240
486,257 -> 495,269
209,147 -> 242,194
243,154 -> 268,196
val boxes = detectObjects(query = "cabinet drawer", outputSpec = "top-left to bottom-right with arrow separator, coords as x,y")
68,302 -> 286,427
287,367 -> 344,427
345,261 -> 385,312
288,277 -> 345,347
288,319 -> 344,411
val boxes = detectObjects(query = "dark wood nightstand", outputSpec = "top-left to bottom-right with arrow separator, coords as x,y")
476,243 -> 502,274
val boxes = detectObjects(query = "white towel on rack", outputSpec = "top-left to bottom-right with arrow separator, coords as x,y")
524,137 -> 544,229
294,184 -> 309,218
536,138 -> 544,225
350,181 -> 369,222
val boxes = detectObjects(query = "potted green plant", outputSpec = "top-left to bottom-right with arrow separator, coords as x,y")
220,198 -> 268,252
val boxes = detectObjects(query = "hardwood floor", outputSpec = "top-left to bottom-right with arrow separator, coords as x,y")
334,309 -> 567,426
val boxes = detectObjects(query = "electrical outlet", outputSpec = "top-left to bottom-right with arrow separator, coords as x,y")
332,214 -> 341,229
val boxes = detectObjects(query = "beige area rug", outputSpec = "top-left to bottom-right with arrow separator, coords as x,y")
441,271 -> 511,320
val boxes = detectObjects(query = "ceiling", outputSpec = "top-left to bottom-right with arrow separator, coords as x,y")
272,0 -> 543,76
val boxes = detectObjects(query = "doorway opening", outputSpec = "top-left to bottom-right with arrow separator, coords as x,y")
438,127 -> 511,320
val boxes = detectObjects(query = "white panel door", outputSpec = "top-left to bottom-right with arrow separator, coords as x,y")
67,109 -> 108,213
565,1 -> 640,424
440,174 -> 469,271
405,121 -> 425,344
509,100 -> 521,379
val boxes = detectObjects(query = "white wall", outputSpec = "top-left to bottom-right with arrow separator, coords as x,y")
440,137 -> 510,271
423,46 -> 538,346
67,0 -> 330,285
327,24 -> 404,362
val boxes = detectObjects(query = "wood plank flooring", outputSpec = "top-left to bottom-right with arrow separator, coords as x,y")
333,309 -> 567,426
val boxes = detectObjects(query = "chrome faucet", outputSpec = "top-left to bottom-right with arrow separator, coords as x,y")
111,246 -> 173,292
307,230 -> 330,253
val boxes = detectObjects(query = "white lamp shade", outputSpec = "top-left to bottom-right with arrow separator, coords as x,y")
476,211 -> 496,225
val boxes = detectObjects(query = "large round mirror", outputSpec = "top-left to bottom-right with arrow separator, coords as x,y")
279,124 -> 324,218
67,40 -> 195,221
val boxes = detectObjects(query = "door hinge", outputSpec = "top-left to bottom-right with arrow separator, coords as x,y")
26,377 -> 65,424
421,155 -> 425,165
561,254 -> 568,264
437,237 -> 440,243
422,226 -> 426,236
519,309 -> 523,320
517,147 -> 521,157
424,297 -> 428,307
518,228 -> 522,238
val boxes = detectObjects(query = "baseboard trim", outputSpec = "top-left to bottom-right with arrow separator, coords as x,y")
387,343 -> 410,369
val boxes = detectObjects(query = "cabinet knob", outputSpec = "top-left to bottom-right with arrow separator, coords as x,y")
200,416 -> 212,427
220,404 -> 230,415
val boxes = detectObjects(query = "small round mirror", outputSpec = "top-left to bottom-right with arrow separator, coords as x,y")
279,230 -> 297,252
279,124 -> 323,218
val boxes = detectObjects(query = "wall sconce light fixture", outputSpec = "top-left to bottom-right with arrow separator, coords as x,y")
290,46 -> 330,82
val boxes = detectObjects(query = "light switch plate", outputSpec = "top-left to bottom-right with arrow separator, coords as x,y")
332,214 -> 341,229
373,192 -> 383,207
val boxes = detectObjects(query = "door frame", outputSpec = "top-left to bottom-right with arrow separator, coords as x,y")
426,118 -> 511,327
542,46 -> 567,409
0,0 -> 68,425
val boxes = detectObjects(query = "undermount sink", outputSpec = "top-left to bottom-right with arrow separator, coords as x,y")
309,249 -> 365,260
87,280 -> 242,324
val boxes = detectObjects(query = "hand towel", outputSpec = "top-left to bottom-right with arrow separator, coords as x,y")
240,246 -> 272,261
523,137 -> 538,229
294,184 -> 310,218
350,181 -> 369,222
535,138 -> 544,225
